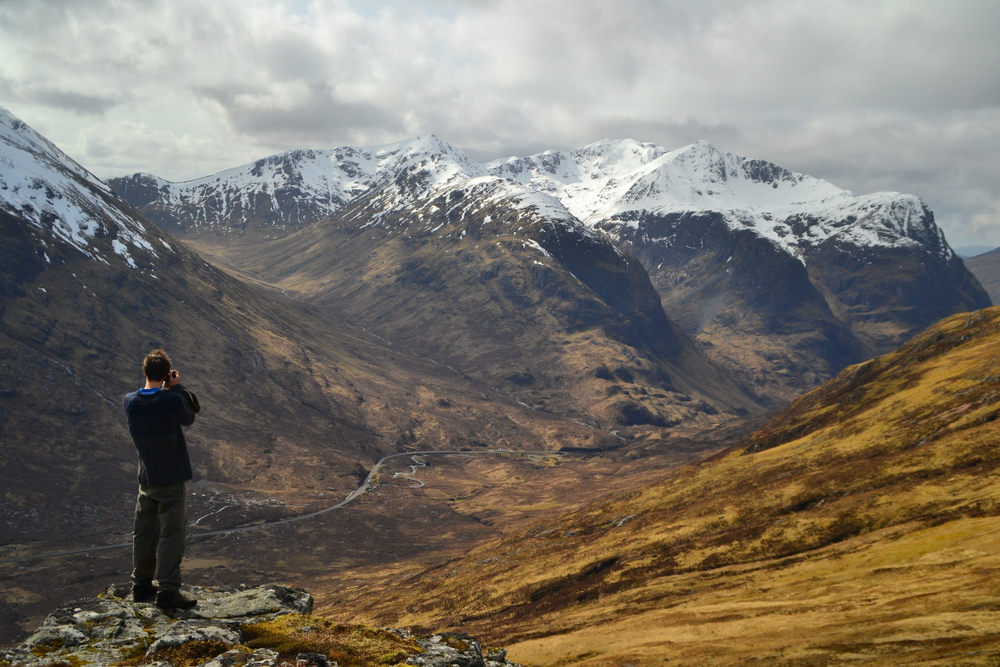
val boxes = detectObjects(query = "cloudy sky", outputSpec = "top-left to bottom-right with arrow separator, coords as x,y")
2,0 -> 998,247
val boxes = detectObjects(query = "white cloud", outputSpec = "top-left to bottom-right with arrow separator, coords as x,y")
1,0 -> 999,246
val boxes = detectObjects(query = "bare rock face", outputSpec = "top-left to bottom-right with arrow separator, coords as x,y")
0,584 -> 312,667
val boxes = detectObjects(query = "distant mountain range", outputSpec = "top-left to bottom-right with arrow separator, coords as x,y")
151,135 -> 762,429
1,101 -> 989,540
3,107 -> 998,659
110,137 -> 990,406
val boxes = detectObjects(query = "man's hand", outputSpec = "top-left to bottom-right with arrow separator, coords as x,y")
162,369 -> 182,389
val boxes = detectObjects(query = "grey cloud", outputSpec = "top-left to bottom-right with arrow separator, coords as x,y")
27,88 -> 123,115
1,0 -> 999,246
196,83 -> 405,146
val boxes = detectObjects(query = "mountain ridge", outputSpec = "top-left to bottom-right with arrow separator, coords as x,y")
488,138 -> 953,264
110,136 -> 952,265
209,149 -> 762,429
110,135 -> 990,406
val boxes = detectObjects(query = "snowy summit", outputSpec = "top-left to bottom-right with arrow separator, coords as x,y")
489,139 -> 952,264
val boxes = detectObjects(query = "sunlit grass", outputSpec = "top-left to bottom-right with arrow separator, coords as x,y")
327,306 -> 1000,665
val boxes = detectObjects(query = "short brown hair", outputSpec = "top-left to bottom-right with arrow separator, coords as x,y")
142,349 -> 172,381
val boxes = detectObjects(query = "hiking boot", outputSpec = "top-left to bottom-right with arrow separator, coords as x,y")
132,582 -> 157,603
155,589 -> 197,609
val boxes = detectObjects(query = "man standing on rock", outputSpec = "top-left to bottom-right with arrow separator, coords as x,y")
123,349 -> 199,609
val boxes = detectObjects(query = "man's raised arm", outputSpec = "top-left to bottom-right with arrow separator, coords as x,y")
165,370 -> 196,426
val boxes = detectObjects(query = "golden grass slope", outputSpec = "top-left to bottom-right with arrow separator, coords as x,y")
328,306 -> 1000,665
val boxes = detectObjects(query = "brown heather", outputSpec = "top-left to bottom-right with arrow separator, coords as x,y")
241,614 -> 420,667
322,306 -> 1000,665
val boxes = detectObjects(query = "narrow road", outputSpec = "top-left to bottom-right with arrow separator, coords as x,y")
0,449 -> 562,564
392,455 -> 428,488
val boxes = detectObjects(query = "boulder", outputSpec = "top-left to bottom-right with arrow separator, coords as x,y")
0,584 -> 311,667
199,648 -> 280,667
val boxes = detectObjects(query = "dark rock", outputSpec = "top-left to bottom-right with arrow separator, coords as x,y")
612,365 -> 634,383
593,365 -> 614,381
0,585 -> 312,667
504,369 -> 535,386
199,648 -> 279,667
148,620 -> 244,655
610,400 -> 679,427
296,651 -> 331,667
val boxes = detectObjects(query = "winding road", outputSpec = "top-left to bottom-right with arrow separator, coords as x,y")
0,448 -> 562,564
393,455 -> 429,488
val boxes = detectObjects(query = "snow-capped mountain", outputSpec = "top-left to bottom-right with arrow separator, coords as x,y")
0,108 -> 168,269
111,134 -> 608,247
488,139 -> 951,264
128,133 -> 762,427
109,135 -> 494,241
489,139 -> 987,403
112,135 -> 952,266
111,135 -> 989,406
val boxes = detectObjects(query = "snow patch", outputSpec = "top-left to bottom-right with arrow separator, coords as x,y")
523,239 -> 552,258
0,106 -> 156,268
487,139 -> 952,263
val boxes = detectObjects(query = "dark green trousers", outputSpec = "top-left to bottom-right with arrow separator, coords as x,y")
131,482 -> 187,593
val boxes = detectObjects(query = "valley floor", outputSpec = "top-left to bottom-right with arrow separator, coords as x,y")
7,428 -> 1000,665
0,440 -> 708,648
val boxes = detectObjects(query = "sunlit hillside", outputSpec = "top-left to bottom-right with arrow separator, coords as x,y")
326,305 -> 1000,665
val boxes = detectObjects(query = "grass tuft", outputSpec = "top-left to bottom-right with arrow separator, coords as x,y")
118,640 -> 238,667
241,614 -> 422,667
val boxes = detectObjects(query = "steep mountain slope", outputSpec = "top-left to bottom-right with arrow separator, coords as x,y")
329,304 -> 1000,665
205,141 -> 761,430
0,108 -> 595,550
965,246 -> 1000,304
489,140 -> 991,404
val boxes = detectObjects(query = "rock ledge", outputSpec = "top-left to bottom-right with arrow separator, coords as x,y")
0,584 -> 521,667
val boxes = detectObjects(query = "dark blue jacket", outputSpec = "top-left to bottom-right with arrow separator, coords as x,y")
123,385 -> 196,486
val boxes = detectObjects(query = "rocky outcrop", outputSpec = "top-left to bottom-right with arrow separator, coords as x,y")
390,630 -> 520,667
0,585 -> 521,667
0,584 -> 312,667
